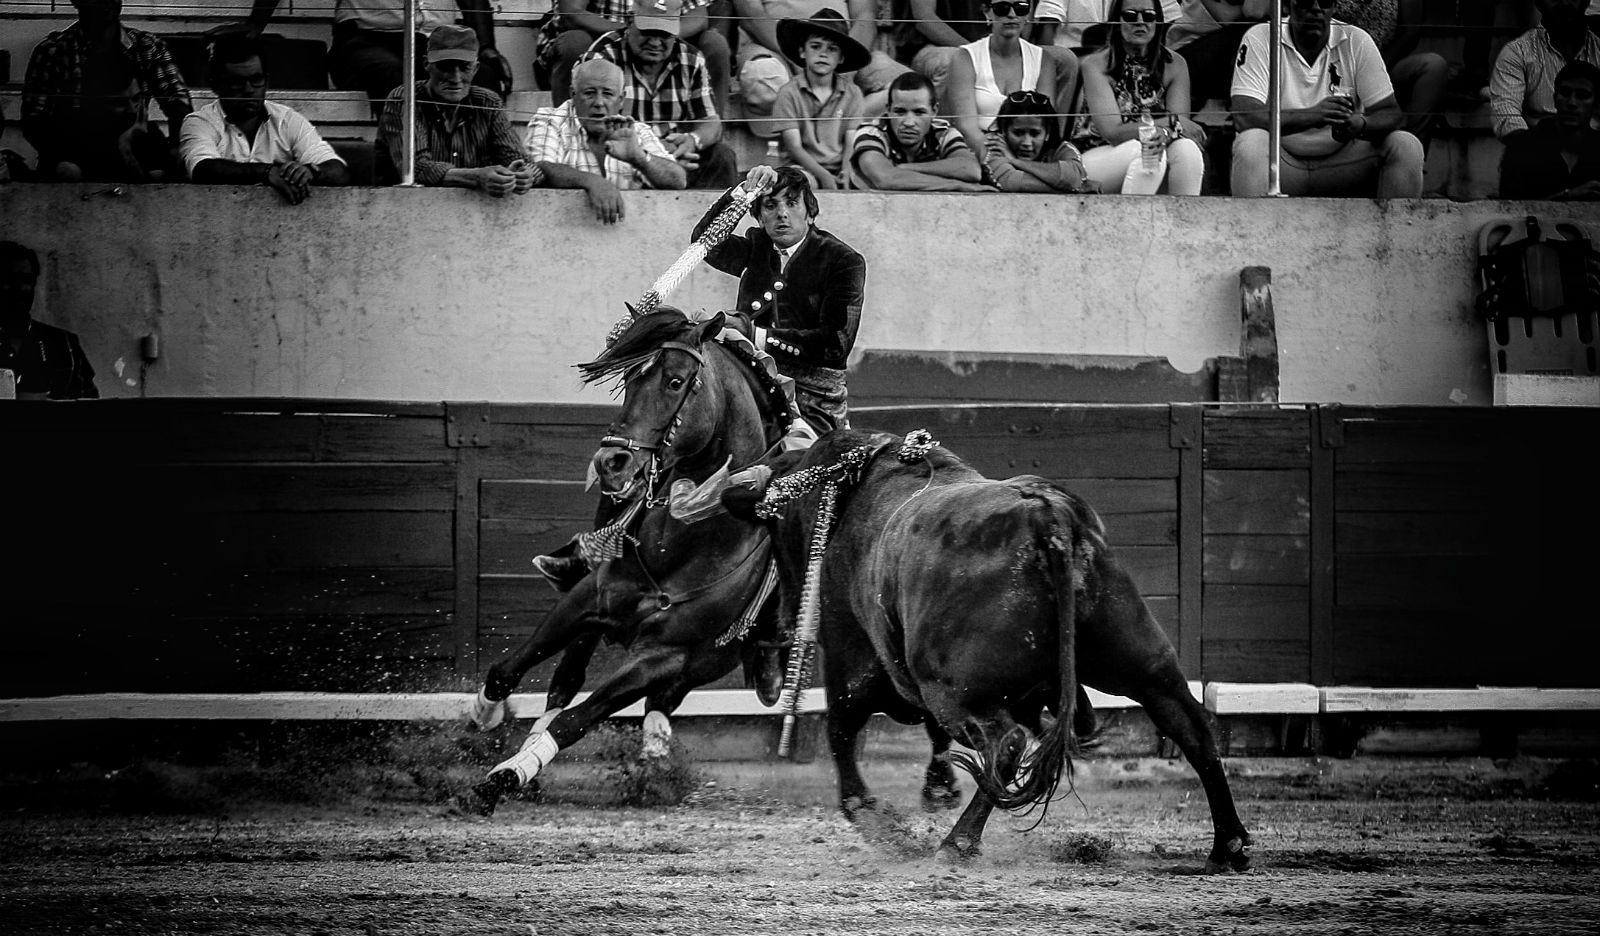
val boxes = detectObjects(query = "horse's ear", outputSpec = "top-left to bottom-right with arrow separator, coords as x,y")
695,310 -> 727,343
624,301 -> 641,319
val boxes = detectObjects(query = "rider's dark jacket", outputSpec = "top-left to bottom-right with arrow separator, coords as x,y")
692,186 -> 867,429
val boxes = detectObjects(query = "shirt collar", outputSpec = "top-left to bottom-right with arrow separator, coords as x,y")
777,228 -> 810,266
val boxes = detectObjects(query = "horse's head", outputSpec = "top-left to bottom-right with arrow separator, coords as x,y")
580,308 -> 738,500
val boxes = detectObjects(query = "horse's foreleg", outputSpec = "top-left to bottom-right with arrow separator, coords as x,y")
1132,672 -> 1252,872
472,578 -> 603,731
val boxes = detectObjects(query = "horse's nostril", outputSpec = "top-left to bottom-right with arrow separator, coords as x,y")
601,451 -> 631,477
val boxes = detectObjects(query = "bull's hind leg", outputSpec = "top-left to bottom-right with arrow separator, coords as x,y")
1132,671 -> 1252,872
921,721 -> 963,812
827,689 -> 880,820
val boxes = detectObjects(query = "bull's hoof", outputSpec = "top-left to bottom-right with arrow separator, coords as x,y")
468,769 -> 520,817
840,794 -> 878,823
935,837 -> 982,862
921,782 -> 963,813
1204,834 -> 1253,873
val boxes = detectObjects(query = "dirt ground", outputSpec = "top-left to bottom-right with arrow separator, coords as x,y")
3,736 -> 1599,936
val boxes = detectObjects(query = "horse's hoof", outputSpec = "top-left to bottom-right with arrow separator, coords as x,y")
920,784 -> 963,813
936,838 -> 981,862
470,697 -> 507,732
1205,836 -> 1252,873
840,794 -> 877,822
468,770 -> 519,817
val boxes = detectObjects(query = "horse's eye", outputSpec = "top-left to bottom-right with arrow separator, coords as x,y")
667,376 -> 686,391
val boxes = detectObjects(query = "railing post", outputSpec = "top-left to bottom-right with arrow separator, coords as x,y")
401,0 -> 418,186
1268,1 -> 1284,197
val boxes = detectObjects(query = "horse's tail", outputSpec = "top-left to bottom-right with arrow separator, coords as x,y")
950,488 -> 1081,814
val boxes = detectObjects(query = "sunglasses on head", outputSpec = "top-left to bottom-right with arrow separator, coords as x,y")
1294,0 -> 1337,8
1005,90 -> 1052,106
1119,8 -> 1159,22
988,1 -> 1030,16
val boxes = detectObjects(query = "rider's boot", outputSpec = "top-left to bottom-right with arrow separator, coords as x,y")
532,554 -> 590,593
747,638 -> 789,708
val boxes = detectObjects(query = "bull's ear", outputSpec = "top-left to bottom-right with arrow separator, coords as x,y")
695,310 -> 727,343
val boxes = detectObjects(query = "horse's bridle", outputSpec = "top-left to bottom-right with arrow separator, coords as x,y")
597,339 -> 706,505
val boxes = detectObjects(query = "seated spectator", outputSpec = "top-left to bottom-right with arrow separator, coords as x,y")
527,58 -> 688,223
1499,59 -> 1600,198
579,0 -> 741,188
1032,1 -> 1179,52
22,0 -> 192,180
375,26 -> 543,194
234,0 -> 512,112
1070,0 -> 1204,194
180,36 -> 350,204
534,0 -> 729,120
0,241 -> 98,401
733,0 -> 892,109
1490,0 -> 1600,142
1166,0 -> 1271,107
944,1 -> 1071,159
849,71 -> 992,189
1332,0 -> 1448,145
771,10 -> 871,189
1230,0 -> 1422,197
899,0 -> 1080,103
984,88 -> 1092,189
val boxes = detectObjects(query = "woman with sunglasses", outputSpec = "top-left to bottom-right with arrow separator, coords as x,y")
1069,0 -> 1205,194
985,89 -> 1093,191
943,0 -> 1075,162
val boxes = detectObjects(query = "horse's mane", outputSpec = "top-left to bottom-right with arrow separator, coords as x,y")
575,306 -> 797,430
576,308 -> 697,391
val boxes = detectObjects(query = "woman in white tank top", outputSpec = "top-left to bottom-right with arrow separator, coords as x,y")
944,1 -> 1064,164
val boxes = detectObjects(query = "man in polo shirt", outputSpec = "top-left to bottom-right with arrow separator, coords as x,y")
181,36 -> 349,204
526,58 -> 687,224
21,0 -> 192,179
849,71 -> 990,191
1490,0 -> 1600,143
1229,0 -> 1423,198
375,25 -> 542,194
579,0 -> 740,189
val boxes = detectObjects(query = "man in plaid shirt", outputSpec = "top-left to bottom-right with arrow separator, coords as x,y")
527,58 -> 687,223
579,0 -> 741,188
22,0 -> 192,180
535,0 -> 730,121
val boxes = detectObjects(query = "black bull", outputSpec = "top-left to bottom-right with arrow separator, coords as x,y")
726,429 -> 1252,868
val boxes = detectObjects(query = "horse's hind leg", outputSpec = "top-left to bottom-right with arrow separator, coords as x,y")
921,721 -> 963,812
1132,669 -> 1252,872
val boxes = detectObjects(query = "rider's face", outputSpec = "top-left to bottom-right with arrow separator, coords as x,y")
756,187 -> 812,250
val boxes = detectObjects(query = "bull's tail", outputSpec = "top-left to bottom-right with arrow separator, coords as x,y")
949,498 -> 1080,813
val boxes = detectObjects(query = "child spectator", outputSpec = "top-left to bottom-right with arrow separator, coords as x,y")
1070,0 -> 1205,195
849,71 -> 991,190
771,10 -> 872,189
984,89 -> 1092,190
1499,59 -> 1600,199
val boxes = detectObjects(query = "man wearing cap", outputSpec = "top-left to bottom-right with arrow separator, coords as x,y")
526,58 -> 688,223
228,0 -> 512,112
1229,0 -> 1423,197
181,35 -> 350,204
534,0 -> 730,123
579,0 -> 741,188
375,25 -> 543,193
770,10 -> 870,188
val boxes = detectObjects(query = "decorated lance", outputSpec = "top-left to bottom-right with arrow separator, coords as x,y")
604,184 -> 760,346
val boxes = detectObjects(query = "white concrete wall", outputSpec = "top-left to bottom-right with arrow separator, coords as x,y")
4,182 -> 1593,405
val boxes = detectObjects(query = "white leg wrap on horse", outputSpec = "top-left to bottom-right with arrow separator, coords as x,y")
491,732 -> 560,786
641,710 -> 672,760
472,688 -> 506,731
529,707 -> 563,736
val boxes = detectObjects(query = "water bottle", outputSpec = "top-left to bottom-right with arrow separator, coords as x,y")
764,139 -> 782,167
1138,111 -> 1161,172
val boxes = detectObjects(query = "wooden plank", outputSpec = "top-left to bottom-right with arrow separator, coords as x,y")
1321,687 -> 1600,713
1203,469 -> 1310,535
476,422 -> 614,480
139,413 -> 450,464
132,464 -> 457,512
1174,404 -> 1203,676
1335,511 -> 1496,555
1205,682 -> 1319,714
853,405 -> 1179,479
480,479 -> 598,520
1309,406 -> 1337,686
1058,478 -> 1176,546
1334,463 -> 1495,512
1332,411 -> 1501,465
1195,640 -> 1309,683
1328,608 -> 1506,687
454,448 -> 482,679
176,512 -> 454,568
1201,406 -> 1311,469
480,519 -> 592,575
1238,267 -> 1279,404
1202,584 -> 1309,640
1112,545 -> 1178,596
1336,555 -> 1504,611
1203,534 -> 1310,585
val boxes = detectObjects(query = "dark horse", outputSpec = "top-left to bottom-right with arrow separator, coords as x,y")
725,428 -> 1252,870
470,309 -> 963,812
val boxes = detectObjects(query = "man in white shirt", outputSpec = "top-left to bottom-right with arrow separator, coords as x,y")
1490,0 -> 1600,141
181,36 -> 349,204
1229,0 -> 1422,197
526,58 -> 687,224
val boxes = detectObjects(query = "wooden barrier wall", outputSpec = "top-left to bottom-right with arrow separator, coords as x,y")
4,400 -> 1595,697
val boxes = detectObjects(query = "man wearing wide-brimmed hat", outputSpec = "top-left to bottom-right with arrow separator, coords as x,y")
769,9 -> 871,188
